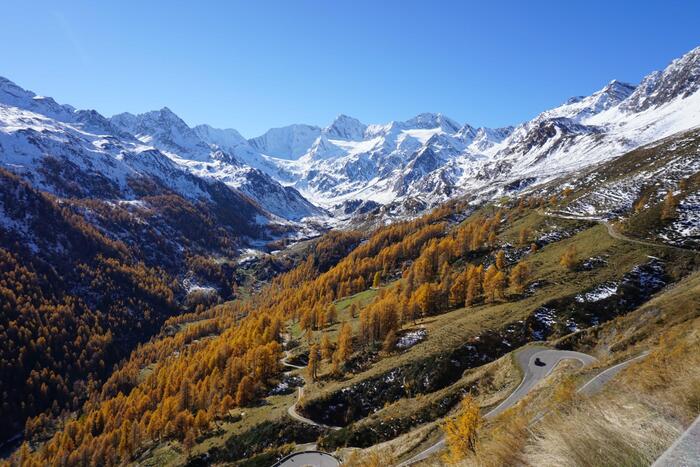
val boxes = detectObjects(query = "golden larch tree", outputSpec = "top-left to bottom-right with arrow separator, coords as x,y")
442,394 -> 483,462
372,271 -> 382,288
495,250 -> 506,270
560,244 -> 577,270
382,329 -> 398,353
509,261 -> 531,294
320,334 -> 333,362
518,227 -> 531,247
307,344 -> 320,381
235,375 -> 256,407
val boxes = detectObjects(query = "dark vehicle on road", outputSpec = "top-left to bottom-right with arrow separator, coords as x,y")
534,357 -> 546,367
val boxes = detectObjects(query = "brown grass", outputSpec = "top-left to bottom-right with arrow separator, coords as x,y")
524,318 -> 700,467
525,396 -> 680,467
460,407 -> 529,467
440,286 -> 700,467
343,447 -> 398,466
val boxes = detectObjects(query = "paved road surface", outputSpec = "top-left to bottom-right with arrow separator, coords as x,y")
277,334 -> 341,466
399,347 -> 596,465
282,351 -> 306,371
487,348 -> 596,419
528,351 -> 649,425
287,386 -> 341,430
274,451 -> 341,467
652,414 -> 700,467
577,352 -> 648,396
280,339 -> 340,430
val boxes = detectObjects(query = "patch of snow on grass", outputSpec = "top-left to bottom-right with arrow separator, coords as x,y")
531,307 -> 556,340
626,260 -> 666,290
575,282 -> 619,303
667,192 -> 700,240
565,319 -> 580,332
396,328 -> 427,350
581,255 -> 608,270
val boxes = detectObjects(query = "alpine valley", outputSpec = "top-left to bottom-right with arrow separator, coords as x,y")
1,44 -> 700,467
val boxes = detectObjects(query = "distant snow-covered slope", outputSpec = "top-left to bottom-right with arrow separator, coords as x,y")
248,123 -> 322,160
0,80 -> 208,201
0,79 -> 283,263
248,46 -> 700,217
109,109 -> 324,220
3,45 -> 699,228
0,77 -> 329,260
186,46 -> 697,219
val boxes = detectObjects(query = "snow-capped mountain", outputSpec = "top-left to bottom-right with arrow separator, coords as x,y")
0,76 -> 330,266
0,80 -> 209,201
479,46 -> 700,188
0,78 -> 288,276
621,46 -> 700,112
193,123 -> 248,150
2,45 -> 699,231
324,114 -> 367,141
111,107 -> 214,161
469,126 -> 514,152
539,80 -> 636,122
109,109 -> 323,220
231,46 -> 699,215
248,124 -> 322,160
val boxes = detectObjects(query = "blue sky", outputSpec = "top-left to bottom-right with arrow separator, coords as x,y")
1,1 -> 698,137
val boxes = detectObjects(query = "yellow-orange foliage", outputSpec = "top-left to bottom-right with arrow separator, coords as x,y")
442,394 -> 483,462
483,265 -> 506,303
560,244 -> 577,270
509,261 -> 531,294
14,201 -> 516,466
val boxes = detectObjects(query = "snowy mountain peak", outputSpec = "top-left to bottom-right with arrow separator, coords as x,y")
0,76 -> 75,120
403,112 -> 461,133
564,80 -> 635,105
0,76 -> 36,105
4,45 -> 699,226
324,114 -> 367,141
470,126 -> 514,151
304,134 -> 347,161
602,79 -> 636,96
193,124 -> 247,151
456,123 -> 478,143
111,107 -> 212,160
539,79 -> 635,123
248,124 -> 322,159
622,45 -> 700,112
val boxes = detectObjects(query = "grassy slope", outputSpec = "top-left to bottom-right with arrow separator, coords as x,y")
302,214 -> 661,400
139,204 -> 699,466
405,265 -> 700,466
317,209 -> 698,464
507,270 -> 699,467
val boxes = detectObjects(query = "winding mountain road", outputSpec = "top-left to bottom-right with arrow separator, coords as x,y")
287,386 -> 341,430
399,347 -> 597,466
540,211 -> 693,252
279,335 -> 649,466
281,343 -> 341,430
276,335 -> 342,466
577,351 -> 648,396
281,349 -> 306,371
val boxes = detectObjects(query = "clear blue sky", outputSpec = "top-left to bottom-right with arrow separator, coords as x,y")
2,1 -> 698,137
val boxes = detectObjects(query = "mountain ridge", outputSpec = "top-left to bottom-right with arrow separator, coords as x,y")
2,46 -> 700,226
